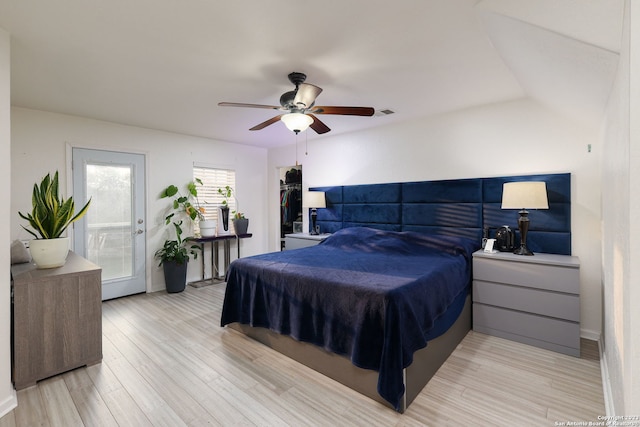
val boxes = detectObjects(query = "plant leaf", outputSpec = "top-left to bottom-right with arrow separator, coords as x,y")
161,185 -> 178,198
187,181 -> 198,197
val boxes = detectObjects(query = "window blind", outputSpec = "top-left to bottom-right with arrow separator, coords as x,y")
193,167 -> 237,225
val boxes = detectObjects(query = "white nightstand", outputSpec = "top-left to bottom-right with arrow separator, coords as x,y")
283,233 -> 330,250
472,250 -> 581,357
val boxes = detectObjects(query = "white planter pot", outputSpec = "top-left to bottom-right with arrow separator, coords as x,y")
29,237 -> 70,269
199,220 -> 217,237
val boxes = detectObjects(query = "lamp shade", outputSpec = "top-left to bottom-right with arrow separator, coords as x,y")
281,113 -> 314,133
294,83 -> 323,108
501,181 -> 549,209
303,191 -> 326,208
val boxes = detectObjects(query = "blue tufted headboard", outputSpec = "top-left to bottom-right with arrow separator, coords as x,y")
311,173 -> 571,255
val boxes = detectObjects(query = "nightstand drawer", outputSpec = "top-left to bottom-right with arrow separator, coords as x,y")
473,304 -> 580,353
472,280 -> 579,322
283,233 -> 329,250
473,257 -> 579,294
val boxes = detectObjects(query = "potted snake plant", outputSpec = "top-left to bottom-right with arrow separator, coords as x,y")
18,171 -> 91,268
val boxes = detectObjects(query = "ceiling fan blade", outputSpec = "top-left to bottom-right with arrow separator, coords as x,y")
307,114 -> 331,134
309,106 -> 375,116
219,102 -> 282,110
293,83 -> 323,109
249,115 -> 284,131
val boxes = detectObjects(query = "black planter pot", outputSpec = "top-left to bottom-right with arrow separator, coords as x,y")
163,260 -> 188,293
220,206 -> 230,232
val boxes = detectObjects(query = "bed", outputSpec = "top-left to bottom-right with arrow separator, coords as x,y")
220,173 -> 572,412
221,227 -> 479,411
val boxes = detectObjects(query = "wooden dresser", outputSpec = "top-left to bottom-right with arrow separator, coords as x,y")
11,251 -> 102,389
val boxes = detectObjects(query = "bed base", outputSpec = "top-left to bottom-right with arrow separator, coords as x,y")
229,295 -> 471,412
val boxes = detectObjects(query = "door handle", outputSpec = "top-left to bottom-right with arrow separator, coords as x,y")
135,229 -> 144,235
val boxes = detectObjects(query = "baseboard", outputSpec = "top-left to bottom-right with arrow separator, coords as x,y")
598,337 -> 615,416
0,388 -> 17,419
581,328 -> 601,341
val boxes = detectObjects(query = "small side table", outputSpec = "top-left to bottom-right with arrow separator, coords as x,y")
188,233 -> 252,287
283,233 -> 330,250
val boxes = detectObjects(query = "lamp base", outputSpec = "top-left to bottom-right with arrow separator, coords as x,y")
515,208 -> 534,256
310,209 -> 318,235
514,244 -> 534,256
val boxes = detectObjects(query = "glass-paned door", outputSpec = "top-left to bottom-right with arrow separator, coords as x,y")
72,148 -> 146,300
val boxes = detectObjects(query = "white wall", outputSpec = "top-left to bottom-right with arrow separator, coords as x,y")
268,97 -> 603,338
11,107 -> 268,293
629,0 -> 640,412
601,0 -> 640,415
0,27 -> 17,417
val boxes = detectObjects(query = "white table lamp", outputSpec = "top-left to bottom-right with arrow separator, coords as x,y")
303,191 -> 326,235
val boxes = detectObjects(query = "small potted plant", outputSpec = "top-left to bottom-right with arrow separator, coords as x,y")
19,171 -> 91,268
232,211 -> 249,235
217,185 -> 234,235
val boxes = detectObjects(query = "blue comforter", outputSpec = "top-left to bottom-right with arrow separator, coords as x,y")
220,227 -> 478,409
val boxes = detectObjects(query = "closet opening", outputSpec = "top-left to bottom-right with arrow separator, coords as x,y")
279,165 -> 302,250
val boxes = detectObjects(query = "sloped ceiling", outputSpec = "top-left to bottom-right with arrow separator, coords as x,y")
477,0 -> 622,127
0,1 -> 623,148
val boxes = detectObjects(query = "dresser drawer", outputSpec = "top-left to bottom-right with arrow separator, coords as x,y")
473,304 -> 580,351
473,257 -> 579,294
472,280 -> 579,322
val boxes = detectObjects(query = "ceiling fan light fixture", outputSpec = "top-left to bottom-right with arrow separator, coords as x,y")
219,72 -> 374,135
282,113 -> 314,133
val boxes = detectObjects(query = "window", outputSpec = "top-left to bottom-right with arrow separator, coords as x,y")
193,166 -> 237,228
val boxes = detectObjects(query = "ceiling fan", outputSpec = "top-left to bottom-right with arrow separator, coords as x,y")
218,72 -> 375,134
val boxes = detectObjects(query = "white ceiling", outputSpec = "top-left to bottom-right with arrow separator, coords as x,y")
0,0 -> 623,148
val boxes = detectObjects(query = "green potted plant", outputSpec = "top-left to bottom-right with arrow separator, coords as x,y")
160,179 -> 215,237
232,211 -> 249,235
154,218 -> 200,293
157,182 -> 203,292
18,171 -> 91,269
217,185 -> 233,235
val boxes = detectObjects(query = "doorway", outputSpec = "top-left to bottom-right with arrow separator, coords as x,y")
279,165 -> 302,250
72,148 -> 146,300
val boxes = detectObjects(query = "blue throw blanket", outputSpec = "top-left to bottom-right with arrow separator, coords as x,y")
221,227 -> 478,409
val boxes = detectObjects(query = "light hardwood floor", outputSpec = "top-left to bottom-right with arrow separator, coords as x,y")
1,284 -> 604,426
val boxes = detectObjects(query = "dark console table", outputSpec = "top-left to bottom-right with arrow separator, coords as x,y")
188,233 -> 252,286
